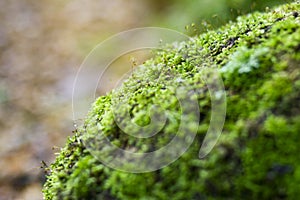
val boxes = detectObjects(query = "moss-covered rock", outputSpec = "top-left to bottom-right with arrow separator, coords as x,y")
43,2 -> 300,199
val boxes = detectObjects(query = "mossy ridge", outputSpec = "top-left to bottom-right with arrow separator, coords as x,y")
43,2 -> 300,200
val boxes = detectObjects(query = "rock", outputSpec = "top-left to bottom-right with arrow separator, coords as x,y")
43,2 -> 300,199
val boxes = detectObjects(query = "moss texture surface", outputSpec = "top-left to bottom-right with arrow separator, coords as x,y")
43,2 -> 300,199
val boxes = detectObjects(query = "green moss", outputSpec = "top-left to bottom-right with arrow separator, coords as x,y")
43,2 -> 300,199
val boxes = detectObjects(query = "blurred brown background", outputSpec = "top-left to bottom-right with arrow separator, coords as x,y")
0,0 -> 289,199
0,1 -> 155,199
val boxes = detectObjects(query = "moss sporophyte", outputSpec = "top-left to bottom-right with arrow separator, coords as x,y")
43,2 -> 300,200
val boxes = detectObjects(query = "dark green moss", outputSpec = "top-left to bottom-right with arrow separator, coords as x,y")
43,2 -> 300,199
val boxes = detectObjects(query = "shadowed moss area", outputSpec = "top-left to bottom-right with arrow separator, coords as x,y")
43,2 -> 300,200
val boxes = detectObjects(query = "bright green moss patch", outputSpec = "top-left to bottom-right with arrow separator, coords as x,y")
43,2 -> 300,199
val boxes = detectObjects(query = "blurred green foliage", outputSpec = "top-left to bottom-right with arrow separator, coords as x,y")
148,0 -> 294,34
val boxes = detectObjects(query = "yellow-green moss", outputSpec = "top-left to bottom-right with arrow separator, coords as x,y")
43,2 -> 300,199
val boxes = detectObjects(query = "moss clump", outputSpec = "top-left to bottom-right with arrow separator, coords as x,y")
43,2 -> 300,199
